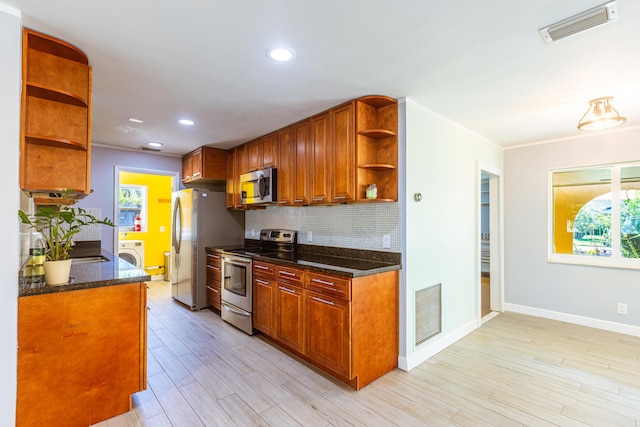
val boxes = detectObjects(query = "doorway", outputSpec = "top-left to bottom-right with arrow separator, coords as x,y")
114,166 -> 179,280
479,165 -> 503,323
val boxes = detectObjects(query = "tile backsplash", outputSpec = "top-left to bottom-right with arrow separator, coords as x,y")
246,203 -> 402,252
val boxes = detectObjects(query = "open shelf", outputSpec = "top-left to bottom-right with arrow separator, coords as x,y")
357,129 -> 396,139
25,134 -> 87,151
358,164 -> 396,171
357,95 -> 396,109
27,82 -> 88,107
27,31 -> 88,64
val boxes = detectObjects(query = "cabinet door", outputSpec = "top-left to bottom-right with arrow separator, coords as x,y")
182,154 -> 193,182
293,120 -> 310,205
277,284 -> 305,353
310,112 -> 331,204
262,132 -> 278,168
226,150 -> 235,208
253,276 -> 277,337
277,126 -> 294,205
331,102 -> 355,202
306,291 -> 351,377
190,148 -> 203,179
201,147 -> 227,181
246,138 -> 262,172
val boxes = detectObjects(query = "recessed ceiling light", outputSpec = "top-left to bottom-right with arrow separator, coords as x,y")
128,117 -> 144,123
267,47 -> 296,62
178,119 -> 195,126
148,142 -> 163,147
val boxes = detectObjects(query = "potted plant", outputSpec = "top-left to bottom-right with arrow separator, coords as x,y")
19,191 -> 114,285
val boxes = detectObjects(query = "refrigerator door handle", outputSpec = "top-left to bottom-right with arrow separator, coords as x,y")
172,196 -> 182,254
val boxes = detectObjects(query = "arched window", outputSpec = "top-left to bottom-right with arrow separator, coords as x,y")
572,193 -> 612,257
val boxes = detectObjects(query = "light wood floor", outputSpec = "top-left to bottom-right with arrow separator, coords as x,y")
94,280 -> 640,426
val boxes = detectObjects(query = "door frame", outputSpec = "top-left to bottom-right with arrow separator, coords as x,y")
477,162 -> 504,325
113,165 -> 180,254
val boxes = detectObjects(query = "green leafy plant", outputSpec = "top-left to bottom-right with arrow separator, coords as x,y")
18,192 -> 114,261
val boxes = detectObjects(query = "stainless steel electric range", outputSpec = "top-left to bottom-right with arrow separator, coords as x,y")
220,229 -> 297,334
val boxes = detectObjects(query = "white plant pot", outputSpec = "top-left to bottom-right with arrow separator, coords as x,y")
43,259 -> 72,285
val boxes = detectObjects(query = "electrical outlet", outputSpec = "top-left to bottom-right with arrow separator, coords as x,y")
617,302 -> 628,315
382,234 -> 391,249
159,225 -> 165,232
307,231 -> 312,242
250,228 -> 256,237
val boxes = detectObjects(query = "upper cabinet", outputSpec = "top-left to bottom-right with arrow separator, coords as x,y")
182,146 -> 227,186
226,95 -> 397,208
20,28 -> 92,196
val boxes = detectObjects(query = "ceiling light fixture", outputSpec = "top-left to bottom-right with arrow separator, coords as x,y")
577,96 -> 627,131
178,119 -> 195,126
148,142 -> 163,148
128,117 -> 144,123
267,47 -> 296,62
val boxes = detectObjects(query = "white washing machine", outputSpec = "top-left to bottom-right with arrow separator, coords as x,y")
118,240 -> 145,268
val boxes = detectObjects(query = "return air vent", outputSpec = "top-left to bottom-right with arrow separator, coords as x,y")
415,283 -> 441,346
539,1 -> 618,44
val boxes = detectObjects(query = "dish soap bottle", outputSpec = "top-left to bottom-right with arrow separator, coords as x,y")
29,231 -> 46,265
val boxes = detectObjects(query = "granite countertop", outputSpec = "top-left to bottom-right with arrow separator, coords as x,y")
19,248 -> 151,297
207,243 -> 402,278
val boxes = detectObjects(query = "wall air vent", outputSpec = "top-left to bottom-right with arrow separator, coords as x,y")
415,283 -> 441,346
539,1 -> 618,44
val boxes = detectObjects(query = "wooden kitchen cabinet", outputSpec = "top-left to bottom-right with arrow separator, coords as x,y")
253,261 -> 277,337
276,125 -> 294,206
331,101 -> 356,203
227,145 -> 246,209
275,265 -> 305,353
310,112 -> 332,204
17,282 -> 147,426
306,289 -> 351,377
20,28 -> 92,196
246,132 -> 278,172
293,119 -> 311,205
206,251 -> 222,310
253,261 -> 399,390
182,146 -> 227,185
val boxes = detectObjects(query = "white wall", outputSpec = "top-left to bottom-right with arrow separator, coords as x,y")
401,98 -> 503,369
504,127 -> 640,332
0,4 -> 21,425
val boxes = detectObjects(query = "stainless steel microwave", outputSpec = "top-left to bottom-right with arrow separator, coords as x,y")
240,167 -> 277,205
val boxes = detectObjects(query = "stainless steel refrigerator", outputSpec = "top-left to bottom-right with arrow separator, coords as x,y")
171,188 -> 244,310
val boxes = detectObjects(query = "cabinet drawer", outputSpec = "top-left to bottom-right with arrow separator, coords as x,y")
206,252 -> 222,267
277,266 -> 304,286
206,264 -> 221,287
206,285 -> 221,310
254,261 -> 277,277
306,272 -> 351,300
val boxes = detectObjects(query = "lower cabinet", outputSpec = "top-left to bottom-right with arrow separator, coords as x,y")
253,261 -> 399,390
305,290 -> 350,377
17,282 -> 147,426
206,251 -> 222,310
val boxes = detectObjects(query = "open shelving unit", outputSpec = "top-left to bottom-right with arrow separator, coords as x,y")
355,95 -> 398,202
20,28 -> 92,196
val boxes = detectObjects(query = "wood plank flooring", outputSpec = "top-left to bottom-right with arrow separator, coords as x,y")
94,280 -> 640,426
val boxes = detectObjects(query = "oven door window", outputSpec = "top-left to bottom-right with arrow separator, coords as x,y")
224,262 -> 248,297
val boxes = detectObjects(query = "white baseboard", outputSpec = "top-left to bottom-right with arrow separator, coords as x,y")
506,303 -> 640,337
398,319 -> 478,371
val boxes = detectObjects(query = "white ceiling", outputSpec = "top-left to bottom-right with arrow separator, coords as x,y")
6,0 -> 640,155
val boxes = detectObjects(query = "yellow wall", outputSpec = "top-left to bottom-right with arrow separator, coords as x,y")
119,172 -> 173,276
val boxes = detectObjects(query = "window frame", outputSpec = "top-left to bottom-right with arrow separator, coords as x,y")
118,184 -> 147,232
548,161 -> 640,270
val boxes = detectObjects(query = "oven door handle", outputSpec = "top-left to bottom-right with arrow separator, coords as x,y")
221,302 -> 250,316
222,256 -> 252,266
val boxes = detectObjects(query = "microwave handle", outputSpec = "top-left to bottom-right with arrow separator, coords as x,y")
258,173 -> 267,200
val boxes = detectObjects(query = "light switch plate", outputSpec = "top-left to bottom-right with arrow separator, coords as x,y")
383,235 -> 391,249
307,231 -> 312,242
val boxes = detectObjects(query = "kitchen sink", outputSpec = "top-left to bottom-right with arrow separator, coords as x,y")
71,255 -> 110,264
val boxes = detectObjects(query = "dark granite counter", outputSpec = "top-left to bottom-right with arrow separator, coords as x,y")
207,242 -> 401,278
19,248 -> 151,297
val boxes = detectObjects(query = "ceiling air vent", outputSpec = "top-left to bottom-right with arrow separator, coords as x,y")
137,145 -> 161,152
539,1 -> 618,44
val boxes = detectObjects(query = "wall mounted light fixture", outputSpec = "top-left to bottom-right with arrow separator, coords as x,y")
577,96 -> 626,131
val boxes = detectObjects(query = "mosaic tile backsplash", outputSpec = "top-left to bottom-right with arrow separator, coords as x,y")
246,202 -> 402,252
